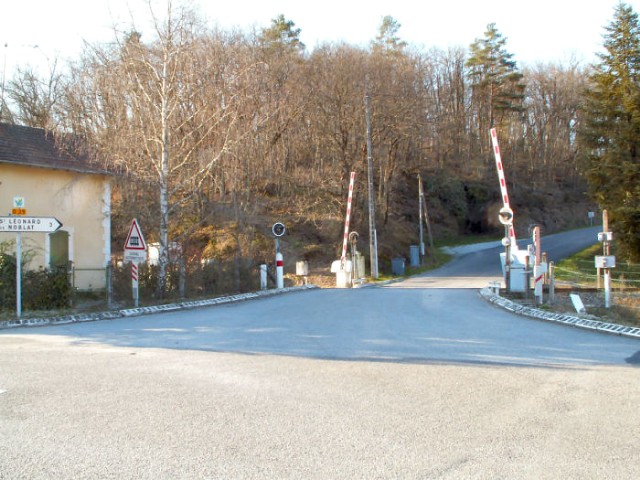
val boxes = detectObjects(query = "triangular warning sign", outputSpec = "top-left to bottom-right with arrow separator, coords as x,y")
124,219 -> 147,251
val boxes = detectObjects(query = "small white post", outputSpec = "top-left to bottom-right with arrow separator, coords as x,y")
276,252 -> 284,289
534,264 -> 544,304
260,264 -> 267,290
604,268 -> 611,308
533,226 -> 543,304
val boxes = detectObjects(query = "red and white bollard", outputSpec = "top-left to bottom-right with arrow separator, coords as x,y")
276,252 -> 284,289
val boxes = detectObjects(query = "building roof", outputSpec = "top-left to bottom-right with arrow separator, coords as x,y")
0,123 -> 111,175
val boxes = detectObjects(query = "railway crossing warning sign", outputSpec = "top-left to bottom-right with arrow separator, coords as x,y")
123,219 -> 147,263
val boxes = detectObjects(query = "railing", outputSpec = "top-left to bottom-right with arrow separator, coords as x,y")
554,264 -> 640,290
70,267 -> 108,292
552,263 -> 640,316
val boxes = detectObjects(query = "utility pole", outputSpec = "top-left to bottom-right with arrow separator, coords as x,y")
418,174 -> 424,257
418,174 -> 434,260
364,84 -> 378,279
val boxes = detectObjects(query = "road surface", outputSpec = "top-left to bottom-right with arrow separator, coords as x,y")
1,227 -> 639,479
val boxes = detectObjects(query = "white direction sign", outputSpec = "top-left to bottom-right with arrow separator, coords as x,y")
0,216 -> 62,233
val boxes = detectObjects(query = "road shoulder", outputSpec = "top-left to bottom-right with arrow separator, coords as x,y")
479,287 -> 640,339
0,285 -> 318,330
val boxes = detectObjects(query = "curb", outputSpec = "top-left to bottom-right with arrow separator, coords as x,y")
479,287 -> 640,339
0,285 -> 318,330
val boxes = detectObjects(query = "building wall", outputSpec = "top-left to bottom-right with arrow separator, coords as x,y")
0,164 -> 111,290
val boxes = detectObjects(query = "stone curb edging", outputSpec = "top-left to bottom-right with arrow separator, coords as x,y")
0,285 -> 318,330
479,287 -> 640,339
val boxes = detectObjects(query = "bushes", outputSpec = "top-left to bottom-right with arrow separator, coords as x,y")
0,253 -> 72,311
0,253 -> 16,308
0,249 -> 264,313
23,267 -> 72,310
110,258 -> 260,305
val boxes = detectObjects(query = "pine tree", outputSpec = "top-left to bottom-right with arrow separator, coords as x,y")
260,14 -> 305,54
467,24 -> 525,124
371,16 -> 407,55
466,23 -> 525,169
582,3 -> 640,260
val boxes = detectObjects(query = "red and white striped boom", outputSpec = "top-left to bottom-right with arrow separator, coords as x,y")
490,128 -> 517,246
341,172 -> 356,262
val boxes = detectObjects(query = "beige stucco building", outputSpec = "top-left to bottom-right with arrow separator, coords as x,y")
0,123 -> 112,291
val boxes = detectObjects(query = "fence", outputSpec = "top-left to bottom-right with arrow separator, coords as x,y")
554,260 -> 640,290
552,261 -> 640,314
71,266 -> 108,292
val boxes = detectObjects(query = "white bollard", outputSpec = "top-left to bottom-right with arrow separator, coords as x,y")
260,264 -> 267,290
276,252 -> 284,289
331,259 -> 353,288
533,263 -> 544,304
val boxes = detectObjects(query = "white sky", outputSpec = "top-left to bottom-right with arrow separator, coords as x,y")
1,0 -> 637,78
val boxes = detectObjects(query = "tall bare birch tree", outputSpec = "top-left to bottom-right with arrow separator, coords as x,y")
61,2 -> 252,297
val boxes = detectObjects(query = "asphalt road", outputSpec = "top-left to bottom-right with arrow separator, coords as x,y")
1,226 -> 639,479
429,226 -> 603,286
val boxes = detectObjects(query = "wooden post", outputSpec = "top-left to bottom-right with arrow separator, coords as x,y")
602,210 -> 611,308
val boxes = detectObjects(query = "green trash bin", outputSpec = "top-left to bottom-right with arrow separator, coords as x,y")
391,257 -> 405,276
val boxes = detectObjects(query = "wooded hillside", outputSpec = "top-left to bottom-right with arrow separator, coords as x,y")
1,4 -> 602,297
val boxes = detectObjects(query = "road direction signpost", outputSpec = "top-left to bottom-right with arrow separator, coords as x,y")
1,205 -> 63,318
124,219 -> 147,307
0,216 -> 63,232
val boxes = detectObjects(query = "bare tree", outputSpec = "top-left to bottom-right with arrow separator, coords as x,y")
523,62 -> 586,185
61,2 -> 255,297
6,59 -> 63,129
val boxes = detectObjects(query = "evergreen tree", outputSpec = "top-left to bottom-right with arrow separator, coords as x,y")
371,16 -> 407,55
582,3 -> 640,260
466,23 -> 525,130
260,14 -> 305,55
